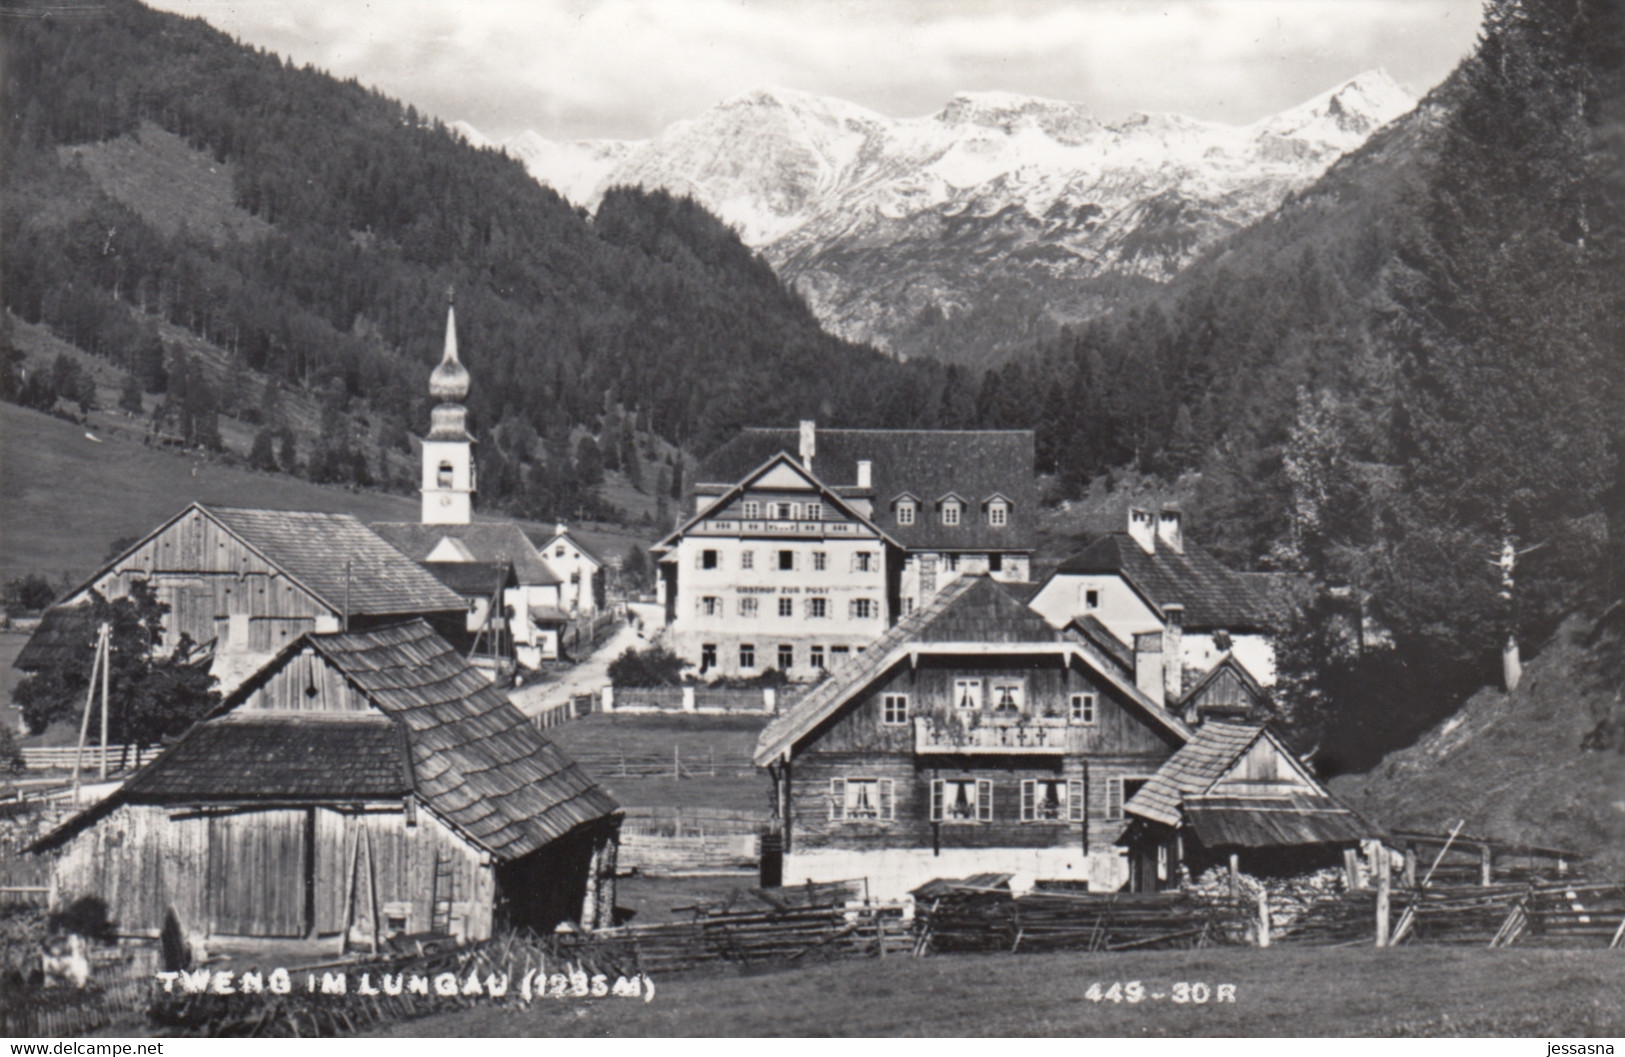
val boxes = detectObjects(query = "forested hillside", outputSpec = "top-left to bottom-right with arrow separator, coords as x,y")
0,0 -> 964,523
988,0 -> 1623,768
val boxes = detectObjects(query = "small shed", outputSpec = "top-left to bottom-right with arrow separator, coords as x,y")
1119,722 -> 1380,891
34,620 -> 621,944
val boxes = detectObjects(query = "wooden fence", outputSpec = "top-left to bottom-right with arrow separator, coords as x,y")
20,745 -> 155,772
610,685 -> 805,714
561,612 -> 619,659
617,807 -> 769,874
569,745 -> 756,779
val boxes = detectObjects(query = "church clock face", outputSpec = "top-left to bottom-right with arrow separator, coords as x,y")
440,496 -> 452,507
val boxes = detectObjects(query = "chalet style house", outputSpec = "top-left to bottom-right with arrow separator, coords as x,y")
15,503 -> 467,694
753,575 -> 1190,896
655,423 -> 1035,680
34,621 -> 622,943
1030,508 -> 1280,695
754,574 -> 1372,899
373,306 -> 603,668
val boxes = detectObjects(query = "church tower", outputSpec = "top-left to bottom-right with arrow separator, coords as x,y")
421,298 -> 475,525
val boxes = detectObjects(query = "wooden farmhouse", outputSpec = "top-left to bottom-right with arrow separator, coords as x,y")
16,503 -> 468,693
753,575 -> 1192,898
754,574 -> 1373,900
1119,723 -> 1380,891
33,620 -> 622,945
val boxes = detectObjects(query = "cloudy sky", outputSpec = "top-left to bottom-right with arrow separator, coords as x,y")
148,0 -> 1485,142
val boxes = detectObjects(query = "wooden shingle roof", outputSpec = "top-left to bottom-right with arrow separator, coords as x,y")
1051,533 -> 1273,630
700,429 -> 1036,552
372,522 -> 562,587
1122,721 -> 1265,827
202,506 -> 466,617
33,621 -> 620,859
13,605 -> 99,670
1183,793 -> 1380,849
303,622 -> 619,857
118,713 -> 413,801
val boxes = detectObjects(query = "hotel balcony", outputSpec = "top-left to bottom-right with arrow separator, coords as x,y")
913,715 -> 1069,755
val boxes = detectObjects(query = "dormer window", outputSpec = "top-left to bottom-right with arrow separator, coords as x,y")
988,499 -> 1008,527
941,500 -> 961,526
897,500 -> 916,526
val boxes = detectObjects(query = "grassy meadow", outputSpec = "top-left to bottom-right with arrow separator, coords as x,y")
380,945 -> 1625,1037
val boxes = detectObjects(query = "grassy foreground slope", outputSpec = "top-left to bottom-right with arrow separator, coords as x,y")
1330,618 -> 1625,873
382,947 -> 1625,1037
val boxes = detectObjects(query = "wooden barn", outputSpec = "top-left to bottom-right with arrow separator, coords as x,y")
17,504 -> 468,693
1118,722 -> 1380,891
753,575 -> 1193,899
33,620 -> 621,945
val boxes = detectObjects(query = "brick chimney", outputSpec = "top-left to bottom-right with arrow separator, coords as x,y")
799,420 -> 816,472
1134,631 -> 1165,705
1128,508 -> 1156,554
1157,509 -> 1184,554
1162,604 -> 1184,704
856,459 -> 872,489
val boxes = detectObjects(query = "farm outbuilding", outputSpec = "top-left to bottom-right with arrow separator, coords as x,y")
17,503 -> 469,693
1118,722 -> 1381,891
33,620 -> 621,945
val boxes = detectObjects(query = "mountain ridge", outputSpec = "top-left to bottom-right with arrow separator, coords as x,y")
469,71 -> 1417,367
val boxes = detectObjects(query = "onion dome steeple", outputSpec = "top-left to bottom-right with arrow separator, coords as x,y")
427,292 -> 471,442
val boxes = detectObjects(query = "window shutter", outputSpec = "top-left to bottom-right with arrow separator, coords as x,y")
930,779 -> 943,822
1068,780 -> 1085,823
977,779 -> 993,822
694,551 -> 703,569
1108,777 -> 1123,820
848,598 -> 857,620
1020,779 -> 1035,822
829,778 -> 846,822
880,778 -> 895,821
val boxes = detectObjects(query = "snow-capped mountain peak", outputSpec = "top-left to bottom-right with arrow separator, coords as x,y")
465,72 -> 1415,364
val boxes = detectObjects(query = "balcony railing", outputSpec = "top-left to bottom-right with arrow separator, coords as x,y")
913,715 -> 1069,755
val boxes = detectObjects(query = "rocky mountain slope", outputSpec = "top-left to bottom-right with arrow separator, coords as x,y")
463,71 -> 1416,367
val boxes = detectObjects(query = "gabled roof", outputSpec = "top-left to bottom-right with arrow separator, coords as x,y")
1124,723 -> 1311,828
536,527 -> 604,569
297,622 -> 620,856
699,429 -> 1036,553
1048,533 -> 1273,630
655,451 -> 899,553
13,605 -> 100,670
70,504 -> 467,620
1178,652 -> 1266,713
371,521 -> 561,587
34,621 -> 619,859
754,576 -> 1189,765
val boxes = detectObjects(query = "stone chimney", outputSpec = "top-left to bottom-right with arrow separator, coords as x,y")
856,460 -> 872,489
1157,509 -> 1184,554
556,522 -> 569,539
1134,631 -> 1165,705
799,420 -> 816,472
1128,508 -> 1156,554
1162,604 -> 1184,704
